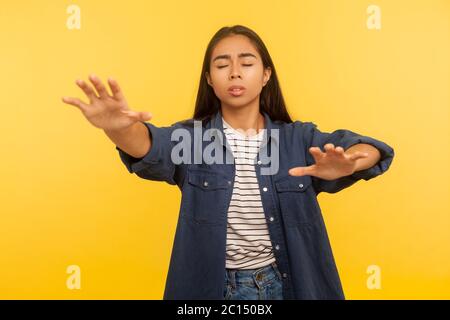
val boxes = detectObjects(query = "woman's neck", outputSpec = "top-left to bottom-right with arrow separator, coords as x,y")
221,105 -> 265,137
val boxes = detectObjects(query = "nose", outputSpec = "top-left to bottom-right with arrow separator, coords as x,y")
229,64 -> 242,80
229,73 -> 242,80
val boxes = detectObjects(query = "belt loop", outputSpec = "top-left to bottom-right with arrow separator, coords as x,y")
271,261 -> 282,280
229,269 -> 236,290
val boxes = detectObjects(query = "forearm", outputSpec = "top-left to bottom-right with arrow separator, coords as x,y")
104,121 -> 152,158
345,143 -> 381,172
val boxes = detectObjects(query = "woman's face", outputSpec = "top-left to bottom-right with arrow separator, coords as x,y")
206,34 -> 271,110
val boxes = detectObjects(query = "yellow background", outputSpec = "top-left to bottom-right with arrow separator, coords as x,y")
0,0 -> 449,299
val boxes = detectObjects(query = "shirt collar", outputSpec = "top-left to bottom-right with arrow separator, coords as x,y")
209,108 -> 279,149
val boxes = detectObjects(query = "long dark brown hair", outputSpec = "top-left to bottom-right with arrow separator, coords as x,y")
193,25 -> 292,123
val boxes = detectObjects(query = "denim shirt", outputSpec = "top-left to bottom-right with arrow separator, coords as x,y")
116,109 -> 394,300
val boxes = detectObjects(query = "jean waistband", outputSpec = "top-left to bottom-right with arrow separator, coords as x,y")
226,262 -> 282,290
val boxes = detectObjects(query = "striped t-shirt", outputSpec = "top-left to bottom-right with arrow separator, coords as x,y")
222,117 -> 275,270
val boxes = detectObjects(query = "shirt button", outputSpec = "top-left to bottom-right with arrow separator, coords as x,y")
203,181 -> 208,187
257,160 -> 262,165
282,273 -> 288,278
227,180 -> 232,185
269,216 -> 274,222
275,245 -> 280,250
262,187 -> 268,192
299,183 -> 304,188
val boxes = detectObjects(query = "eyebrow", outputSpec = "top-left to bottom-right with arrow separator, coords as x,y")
212,52 -> 257,62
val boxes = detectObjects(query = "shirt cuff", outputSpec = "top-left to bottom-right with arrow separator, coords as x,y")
115,121 -> 164,174
342,136 -> 395,181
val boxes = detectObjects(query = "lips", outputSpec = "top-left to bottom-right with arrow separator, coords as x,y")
227,85 -> 246,97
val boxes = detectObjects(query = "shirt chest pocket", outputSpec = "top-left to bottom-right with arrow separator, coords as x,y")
274,175 -> 319,225
180,169 -> 231,225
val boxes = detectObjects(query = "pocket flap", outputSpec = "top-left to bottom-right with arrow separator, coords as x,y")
275,175 -> 312,192
188,170 -> 230,190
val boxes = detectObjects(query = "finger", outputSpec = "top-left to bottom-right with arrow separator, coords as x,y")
349,151 -> 369,161
324,143 -> 335,152
330,146 -> 346,158
76,79 -> 98,101
121,110 -> 152,122
288,165 -> 315,177
309,147 -> 325,164
324,143 -> 337,156
107,77 -> 125,101
324,143 -> 342,158
335,146 -> 345,155
62,96 -> 88,112
309,146 -> 325,158
89,74 -> 110,99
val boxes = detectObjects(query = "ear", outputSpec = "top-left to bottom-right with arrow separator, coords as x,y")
205,72 -> 213,86
263,67 -> 272,87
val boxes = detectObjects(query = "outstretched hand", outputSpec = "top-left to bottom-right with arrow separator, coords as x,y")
62,74 -> 152,131
288,143 -> 369,180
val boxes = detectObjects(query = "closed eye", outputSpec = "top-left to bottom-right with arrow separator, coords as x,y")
217,64 -> 253,69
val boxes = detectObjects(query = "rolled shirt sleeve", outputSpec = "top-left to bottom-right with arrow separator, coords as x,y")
115,121 -> 178,185
302,122 -> 395,194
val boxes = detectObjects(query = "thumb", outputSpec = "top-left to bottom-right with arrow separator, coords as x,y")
121,110 -> 152,122
139,111 -> 152,122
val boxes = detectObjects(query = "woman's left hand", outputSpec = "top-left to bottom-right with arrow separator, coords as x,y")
288,143 -> 369,180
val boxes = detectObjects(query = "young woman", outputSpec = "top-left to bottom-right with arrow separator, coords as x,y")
62,25 -> 394,300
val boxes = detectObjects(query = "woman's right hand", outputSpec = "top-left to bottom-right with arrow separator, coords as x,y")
62,74 -> 152,132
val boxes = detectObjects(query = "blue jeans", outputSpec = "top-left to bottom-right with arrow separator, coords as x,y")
223,262 -> 284,300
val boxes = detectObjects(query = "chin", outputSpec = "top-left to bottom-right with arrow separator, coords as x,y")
222,97 -> 255,110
